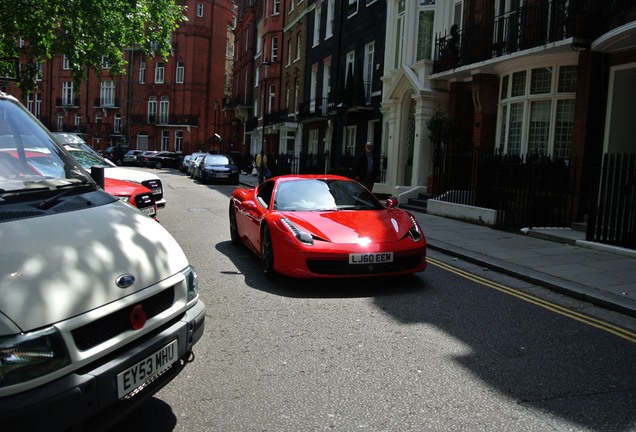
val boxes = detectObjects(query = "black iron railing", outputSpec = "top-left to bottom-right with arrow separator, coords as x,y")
587,153 -> 636,249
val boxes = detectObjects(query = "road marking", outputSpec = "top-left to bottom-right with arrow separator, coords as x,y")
428,256 -> 636,344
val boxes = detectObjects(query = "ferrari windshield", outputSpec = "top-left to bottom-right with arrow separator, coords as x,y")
0,93 -> 91,193
274,179 -> 384,211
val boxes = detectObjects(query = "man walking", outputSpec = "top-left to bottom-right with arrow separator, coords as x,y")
353,142 -> 380,191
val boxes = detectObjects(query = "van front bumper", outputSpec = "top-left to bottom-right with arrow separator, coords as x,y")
0,299 -> 205,432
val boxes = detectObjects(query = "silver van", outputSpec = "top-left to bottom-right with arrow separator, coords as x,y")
0,91 -> 205,431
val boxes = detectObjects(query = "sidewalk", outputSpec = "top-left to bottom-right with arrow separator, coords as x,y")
239,174 -> 636,318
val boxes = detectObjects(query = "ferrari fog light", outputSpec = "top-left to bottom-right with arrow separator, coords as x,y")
281,218 -> 314,245
0,327 -> 70,388
183,265 -> 200,302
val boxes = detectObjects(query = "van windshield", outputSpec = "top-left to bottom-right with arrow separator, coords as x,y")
0,94 -> 93,194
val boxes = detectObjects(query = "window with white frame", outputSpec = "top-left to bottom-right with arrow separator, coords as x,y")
345,51 -> 355,87
139,62 -> 146,84
310,67 -> 317,112
175,130 -> 183,152
100,80 -> 115,106
35,62 -> 43,81
268,84 -> 275,113
114,114 -> 122,133
101,55 -> 110,69
497,65 -> 577,159
271,37 -> 279,62
322,61 -> 331,109
287,38 -> 292,66
296,32 -> 302,60
63,56 -> 70,70
294,79 -> 300,113
309,129 -> 319,154
285,130 -> 295,153
26,94 -> 33,113
290,0 -> 295,13
343,125 -> 357,156
363,42 -> 374,103
197,3 -> 204,17
176,61 -> 185,83
347,0 -> 358,17
273,0 -> 280,15
285,83 -> 290,109
416,3 -> 435,61
313,6 -> 321,47
148,97 -> 157,123
159,96 -> 169,123
155,62 -> 165,84
34,93 -> 41,117
161,130 -> 170,151
62,82 -> 74,105
57,114 -> 64,131
95,112 -> 102,124
394,0 -> 405,68
326,0 -> 335,38
74,113 -> 81,131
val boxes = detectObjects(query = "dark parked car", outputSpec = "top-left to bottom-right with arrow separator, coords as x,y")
123,149 -> 144,166
103,145 -> 130,165
197,154 -> 240,185
139,151 -> 182,169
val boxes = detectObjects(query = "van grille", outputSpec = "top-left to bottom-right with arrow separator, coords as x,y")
71,287 -> 175,351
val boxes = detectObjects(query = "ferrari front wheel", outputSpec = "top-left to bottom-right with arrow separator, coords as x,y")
229,203 -> 240,245
261,224 -> 276,277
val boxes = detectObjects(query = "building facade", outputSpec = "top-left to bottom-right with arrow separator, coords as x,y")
10,0 -> 235,157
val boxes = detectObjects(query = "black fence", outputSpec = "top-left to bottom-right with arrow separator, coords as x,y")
431,150 -> 582,232
587,153 -> 636,249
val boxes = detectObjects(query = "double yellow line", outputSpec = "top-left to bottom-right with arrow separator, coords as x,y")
428,256 -> 636,343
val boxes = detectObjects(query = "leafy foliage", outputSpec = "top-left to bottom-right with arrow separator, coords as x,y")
0,0 -> 186,94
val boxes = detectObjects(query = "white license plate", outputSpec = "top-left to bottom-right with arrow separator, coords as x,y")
152,187 -> 162,195
141,207 -> 156,217
216,174 -> 228,178
117,339 -> 178,398
349,252 -> 394,264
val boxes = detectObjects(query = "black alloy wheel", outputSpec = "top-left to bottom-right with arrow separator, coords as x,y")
261,224 -> 275,277
229,203 -> 240,245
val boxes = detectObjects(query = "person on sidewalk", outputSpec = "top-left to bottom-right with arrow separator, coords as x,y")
353,141 -> 380,192
256,152 -> 268,182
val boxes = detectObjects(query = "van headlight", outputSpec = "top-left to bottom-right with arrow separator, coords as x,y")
0,327 -> 70,388
183,266 -> 199,302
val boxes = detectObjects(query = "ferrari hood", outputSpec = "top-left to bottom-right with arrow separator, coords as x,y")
283,210 -> 415,243
0,202 -> 188,332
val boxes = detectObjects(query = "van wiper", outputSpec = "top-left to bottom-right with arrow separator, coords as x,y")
37,183 -> 98,210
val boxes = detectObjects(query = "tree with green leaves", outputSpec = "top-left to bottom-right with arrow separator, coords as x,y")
0,0 -> 186,94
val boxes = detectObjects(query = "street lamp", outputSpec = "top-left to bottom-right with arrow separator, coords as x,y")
259,58 -> 271,183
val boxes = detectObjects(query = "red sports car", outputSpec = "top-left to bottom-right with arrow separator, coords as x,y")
229,174 -> 427,278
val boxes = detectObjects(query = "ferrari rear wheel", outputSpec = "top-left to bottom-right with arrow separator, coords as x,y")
229,203 -> 240,245
261,224 -> 275,277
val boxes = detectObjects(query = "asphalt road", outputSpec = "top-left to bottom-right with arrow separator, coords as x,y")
112,168 -> 636,432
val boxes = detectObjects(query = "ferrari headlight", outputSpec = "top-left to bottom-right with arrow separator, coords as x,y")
183,265 -> 200,302
408,215 -> 423,242
0,327 -> 70,388
281,218 -> 314,245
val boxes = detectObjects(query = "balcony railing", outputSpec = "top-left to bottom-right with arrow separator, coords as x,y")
94,98 -> 119,108
56,97 -> 80,108
128,114 -> 199,126
434,1 -> 575,73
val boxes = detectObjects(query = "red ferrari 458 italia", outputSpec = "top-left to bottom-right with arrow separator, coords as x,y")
229,174 -> 427,278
